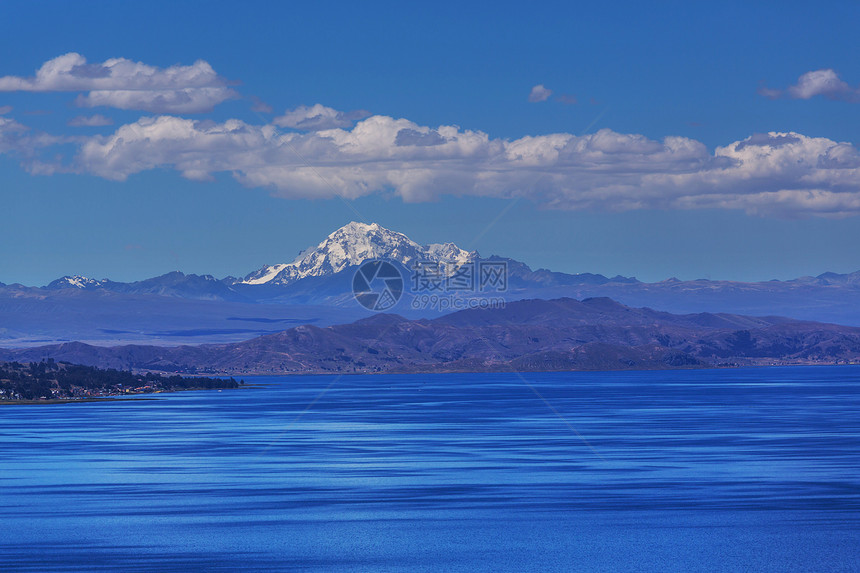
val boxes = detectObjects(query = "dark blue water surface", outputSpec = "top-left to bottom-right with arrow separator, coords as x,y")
1,367 -> 859,572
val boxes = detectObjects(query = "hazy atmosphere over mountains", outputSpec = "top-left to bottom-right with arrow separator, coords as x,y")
3,221 -> 860,350
6,296 -> 860,375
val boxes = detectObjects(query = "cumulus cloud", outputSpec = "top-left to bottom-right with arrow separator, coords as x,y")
74,87 -> 234,114
394,128 -> 446,147
3,103 -> 860,217
0,53 -> 237,113
760,69 -> 860,102
67,114 -> 114,127
528,84 -> 553,103
52,110 -> 860,217
274,104 -> 370,130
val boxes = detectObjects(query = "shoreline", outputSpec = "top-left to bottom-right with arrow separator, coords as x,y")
148,359 -> 860,378
5,363 -> 858,404
0,385 -> 250,406
0,396 -> 159,405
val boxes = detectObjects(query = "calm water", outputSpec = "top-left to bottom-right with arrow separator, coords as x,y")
1,367 -> 859,572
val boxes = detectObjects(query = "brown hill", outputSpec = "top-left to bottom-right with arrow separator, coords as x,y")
3,298 -> 859,375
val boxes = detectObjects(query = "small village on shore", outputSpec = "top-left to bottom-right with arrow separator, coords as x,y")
0,359 -> 242,403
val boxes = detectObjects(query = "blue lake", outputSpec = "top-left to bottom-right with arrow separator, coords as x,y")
1,367 -> 859,571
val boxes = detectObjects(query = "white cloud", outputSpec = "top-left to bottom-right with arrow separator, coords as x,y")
75,87 -> 234,114
0,53 -> 237,113
788,69 -> 853,100
75,116 -> 277,183
68,114 -> 114,127
528,84 -> 553,103
3,104 -> 860,218
57,111 -> 860,217
273,104 -> 370,130
760,69 -> 860,102
0,105 -> 11,115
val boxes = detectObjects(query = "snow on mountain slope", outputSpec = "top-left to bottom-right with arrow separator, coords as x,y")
239,222 -> 477,286
242,264 -> 290,285
46,275 -> 105,290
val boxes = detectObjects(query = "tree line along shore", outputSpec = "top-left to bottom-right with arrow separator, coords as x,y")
0,359 -> 242,402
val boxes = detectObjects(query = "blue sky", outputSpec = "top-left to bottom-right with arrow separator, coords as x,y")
1,0 -> 859,285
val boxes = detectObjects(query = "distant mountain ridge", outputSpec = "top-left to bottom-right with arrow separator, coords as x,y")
47,271 -> 248,301
4,297 -> 859,375
31,221 -> 860,298
4,221 -> 860,347
34,221 -> 640,300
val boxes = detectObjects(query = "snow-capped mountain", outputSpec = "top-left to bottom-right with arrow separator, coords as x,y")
238,222 -> 477,286
46,275 -> 105,290
45,272 -> 250,301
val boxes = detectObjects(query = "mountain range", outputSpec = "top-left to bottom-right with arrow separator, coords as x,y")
236,222 -> 476,286
2,221 -> 860,346
4,297 -> 859,375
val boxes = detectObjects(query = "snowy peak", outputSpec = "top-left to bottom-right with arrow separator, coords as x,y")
306,221 -> 423,271
240,222 -> 477,286
46,275 -> 104,290
425,242 -> 474,268
242,264 -> 291,285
